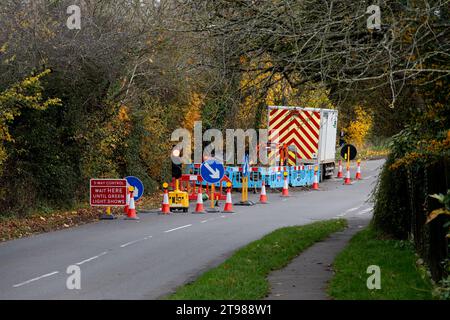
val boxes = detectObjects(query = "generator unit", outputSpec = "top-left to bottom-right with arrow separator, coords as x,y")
168,180 -> 189,212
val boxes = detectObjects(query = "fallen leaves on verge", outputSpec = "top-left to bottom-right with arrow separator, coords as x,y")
0,194 -> 162,243
0,208 -> 101,242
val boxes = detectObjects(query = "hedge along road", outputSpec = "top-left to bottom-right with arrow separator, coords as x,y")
0,159 -> 384,299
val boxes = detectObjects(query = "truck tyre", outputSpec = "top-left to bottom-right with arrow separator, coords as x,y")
322,163 -> 335,180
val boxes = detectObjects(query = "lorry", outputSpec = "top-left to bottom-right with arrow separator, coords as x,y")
267,106 -> 338,179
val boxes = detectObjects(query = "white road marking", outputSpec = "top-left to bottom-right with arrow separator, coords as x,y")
13,271 -> 59,288
337,205 -> 362,217
200,220 -> 209,223
120,240 -> 140,248
345,206 -> 361,213
357,207 -> 373,215
220,215 -> 226,218
120,235 -> 153,248
164,224 -> 192,233
76,251 -> 108,266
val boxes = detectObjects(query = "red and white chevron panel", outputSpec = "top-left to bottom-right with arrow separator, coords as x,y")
268,108 -> 321,164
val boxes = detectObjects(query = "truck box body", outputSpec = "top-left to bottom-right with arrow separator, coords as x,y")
267,106 -> 338,177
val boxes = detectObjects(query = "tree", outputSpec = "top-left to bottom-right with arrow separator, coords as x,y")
175,0 -> 449,108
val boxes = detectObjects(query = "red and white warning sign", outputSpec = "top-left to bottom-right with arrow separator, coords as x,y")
90,179 -> 127,206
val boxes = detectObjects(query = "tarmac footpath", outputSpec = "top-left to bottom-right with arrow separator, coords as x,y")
266,217 -> 370,300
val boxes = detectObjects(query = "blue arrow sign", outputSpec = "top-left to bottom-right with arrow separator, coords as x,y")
125,176 -> 144,201
200,159 -> 225,184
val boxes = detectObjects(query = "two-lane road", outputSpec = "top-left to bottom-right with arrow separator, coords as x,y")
0,159 -> 384,299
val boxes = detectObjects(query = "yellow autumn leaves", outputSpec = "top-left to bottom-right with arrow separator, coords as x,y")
149,57 -> 374,155
343,106 -> 373,149
0,70 -> 61,168
183,92 -> 204,131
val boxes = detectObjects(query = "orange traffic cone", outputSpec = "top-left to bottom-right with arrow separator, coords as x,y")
161,183 -> 170,214
281,174 -> 289,197
344,166 -> 352,185
125,190 -> 139,220
337,160 -> 343,178
312,167 -> 319,190
124,187 -> 130,215
355,160 -> 362,180
222,186 -> 234,213
194,185 -> 206,214
259,180 -> 268,204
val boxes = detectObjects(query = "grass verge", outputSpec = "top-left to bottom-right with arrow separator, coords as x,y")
168,219 -> 347,300
328,226 -> 433,300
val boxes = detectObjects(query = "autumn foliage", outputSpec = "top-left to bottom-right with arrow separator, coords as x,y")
343,106 -> 373,149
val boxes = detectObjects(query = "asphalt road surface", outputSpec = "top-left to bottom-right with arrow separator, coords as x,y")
0,159 -> 384,299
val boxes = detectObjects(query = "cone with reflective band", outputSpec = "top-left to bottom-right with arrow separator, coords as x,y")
259,181 -> 268,204
194,185 -> 206,213
355,160 -> 362,180
337,160 -> 343,178
281,177 -> 289,197
124,189 -> 130,215
125,192 -> 139,220
312,169 -> 319,190
222,187 -> 234,213
161,187 -> 170,214
344,166 -> 352,185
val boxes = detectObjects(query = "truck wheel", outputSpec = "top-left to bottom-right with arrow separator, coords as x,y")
322,163 -> 335,180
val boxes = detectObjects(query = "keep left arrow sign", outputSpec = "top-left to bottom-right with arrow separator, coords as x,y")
204,162 -> 220,179
200,159 -> 225,184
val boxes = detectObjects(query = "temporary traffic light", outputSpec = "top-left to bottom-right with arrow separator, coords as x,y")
172,148 -> 182,179
341,144 -> 357,161
172,163 -> 182,179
